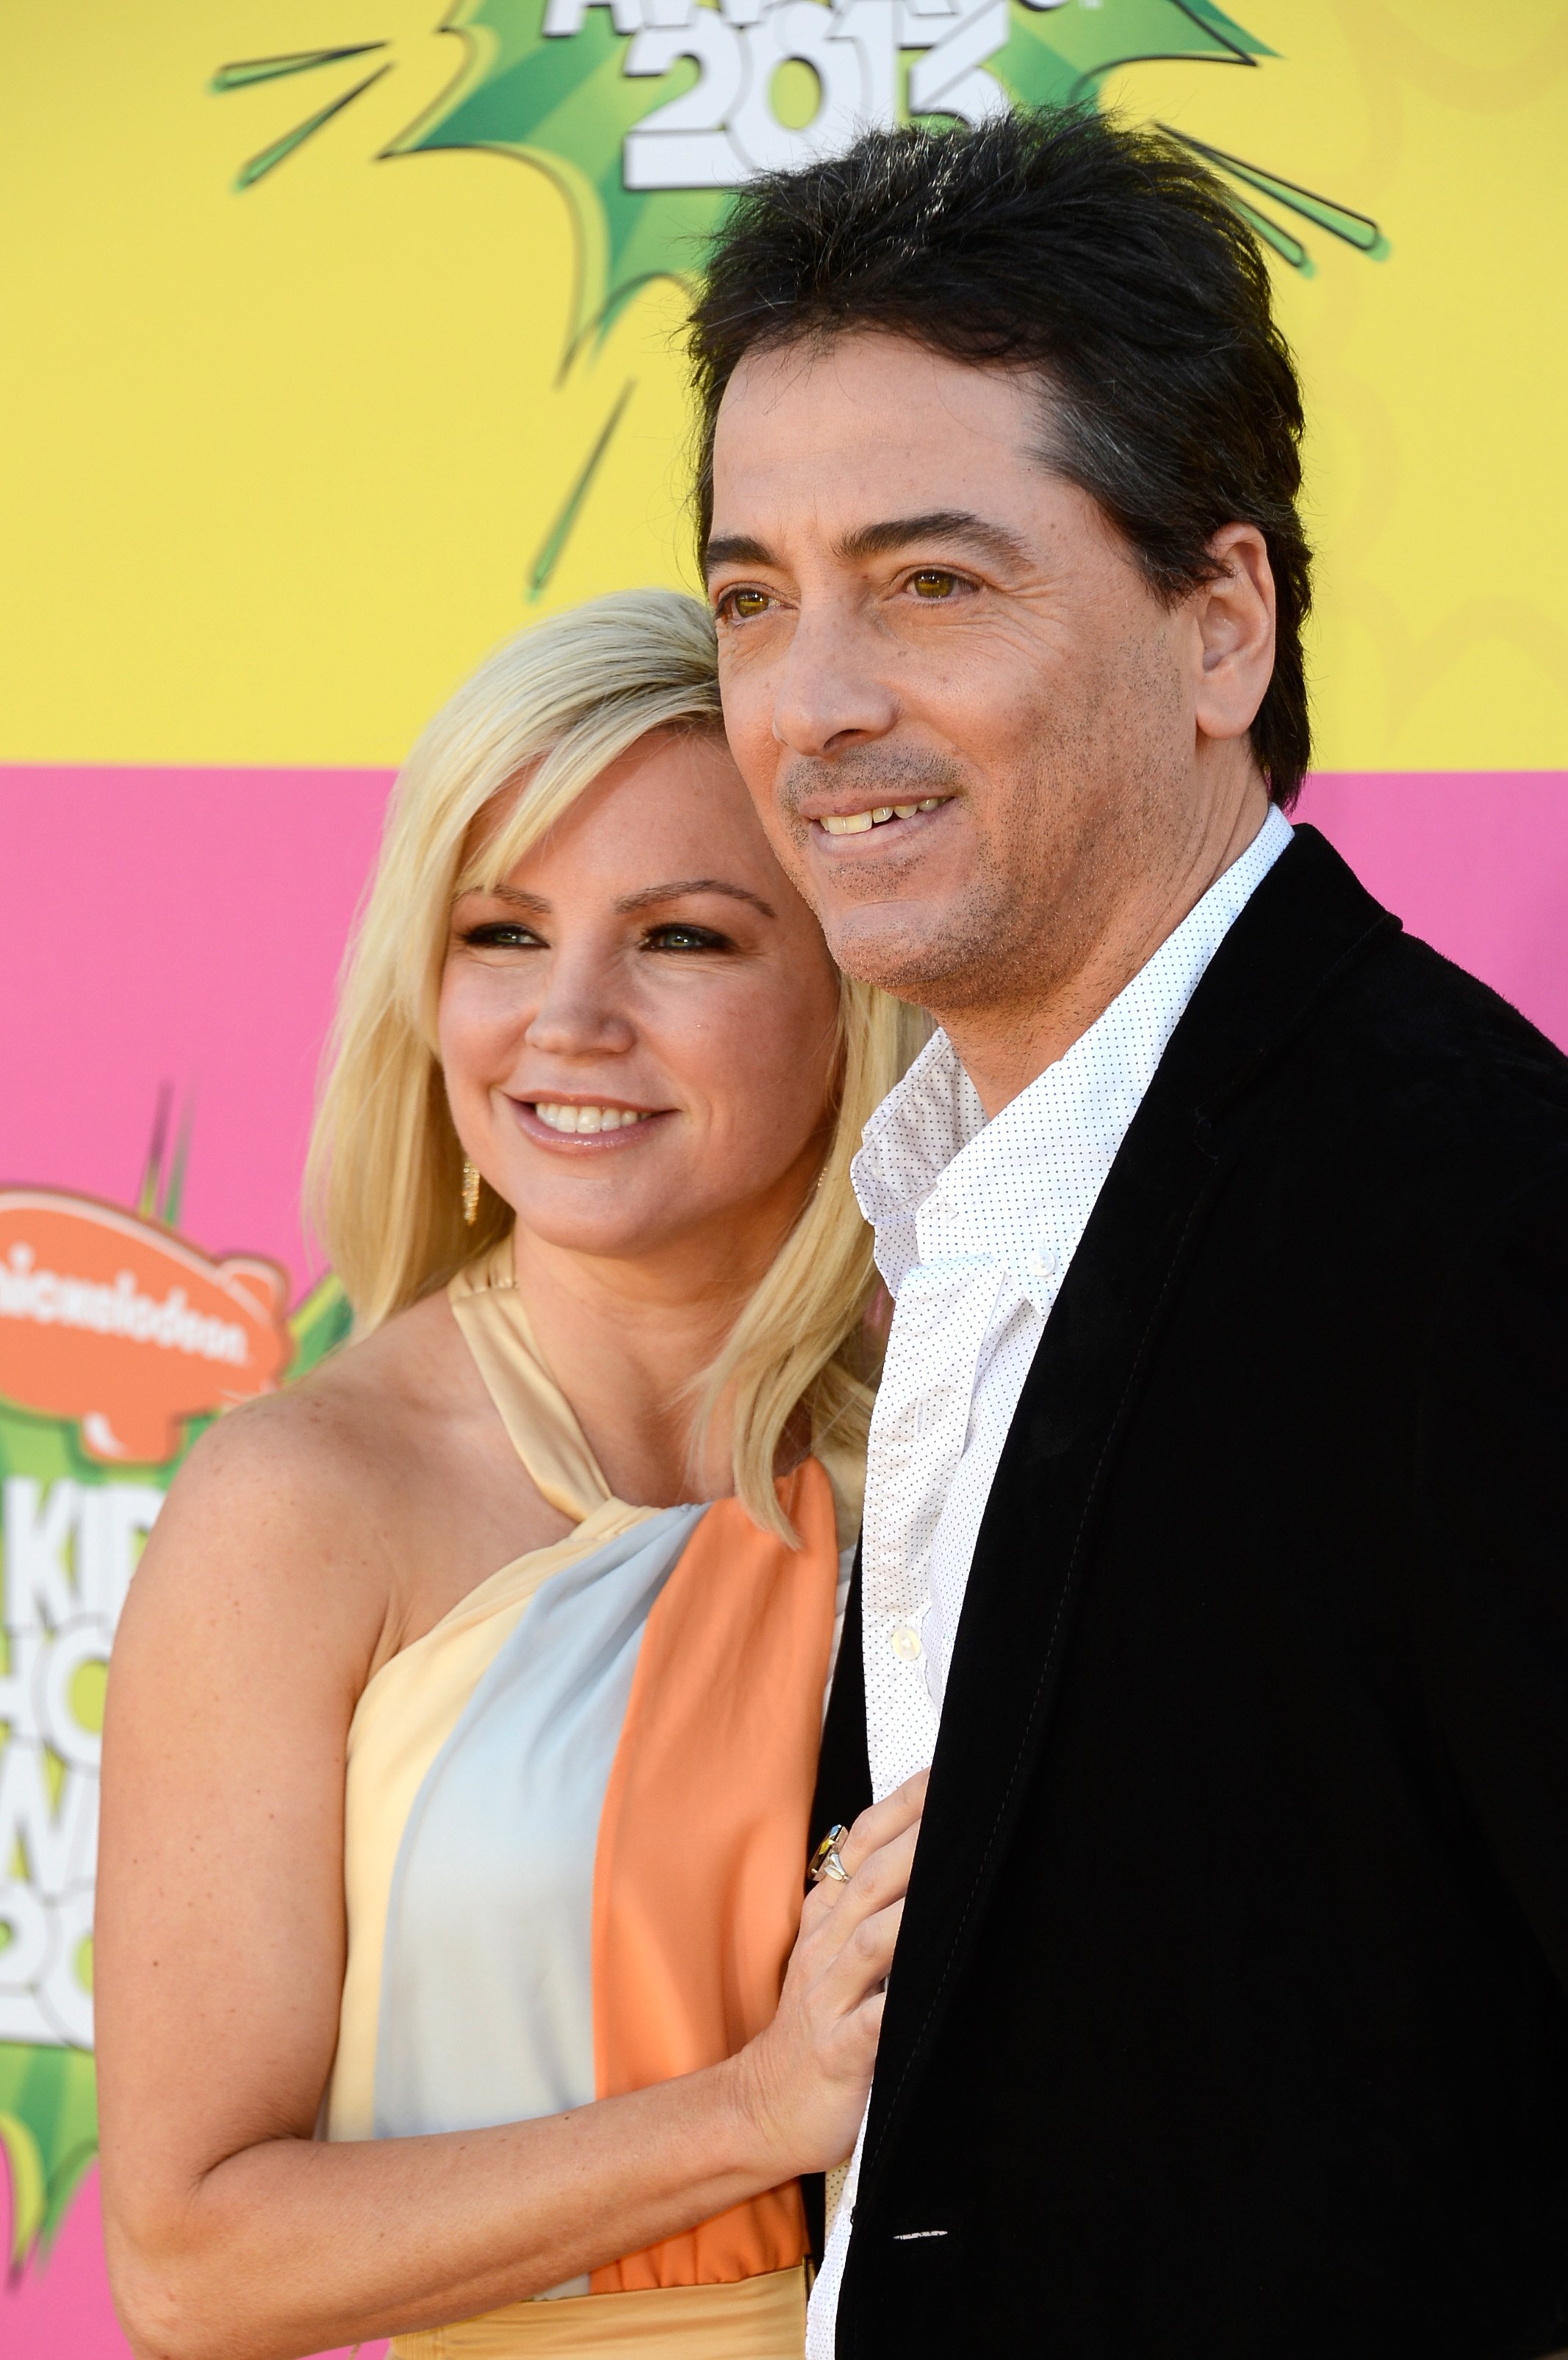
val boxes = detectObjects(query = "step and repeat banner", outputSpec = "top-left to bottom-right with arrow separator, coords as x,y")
1,4 -> 1565,2351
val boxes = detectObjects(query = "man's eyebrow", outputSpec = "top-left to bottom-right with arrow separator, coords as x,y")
614,878 -> 777,919
704,511 -> 1031,578
836,510 -> 1032,568
703,531 -> 774,576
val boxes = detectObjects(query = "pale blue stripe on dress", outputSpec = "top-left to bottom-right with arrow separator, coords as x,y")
374,1505 -> 705,2161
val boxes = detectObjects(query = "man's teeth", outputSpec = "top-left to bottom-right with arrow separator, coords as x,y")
532,1103 -> 650,1134
820,799 -> 946,836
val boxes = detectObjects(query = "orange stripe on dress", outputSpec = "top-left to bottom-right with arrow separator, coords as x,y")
588,1457 -> 840,2293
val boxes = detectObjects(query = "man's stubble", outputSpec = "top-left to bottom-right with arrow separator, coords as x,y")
767,656 -> 1182,1056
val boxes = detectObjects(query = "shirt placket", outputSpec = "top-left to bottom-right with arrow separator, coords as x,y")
860,1250 -> 1009,1801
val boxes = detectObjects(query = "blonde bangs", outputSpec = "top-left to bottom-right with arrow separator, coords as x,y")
456,701 -> 721,902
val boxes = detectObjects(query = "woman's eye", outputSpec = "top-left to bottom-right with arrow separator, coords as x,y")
910,569 -> 960,600
645,924 -> 730,954
461,921 -> 543,950
720,587 -> 771,622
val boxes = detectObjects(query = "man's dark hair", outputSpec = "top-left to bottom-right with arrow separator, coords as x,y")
688,109 -> 1312,806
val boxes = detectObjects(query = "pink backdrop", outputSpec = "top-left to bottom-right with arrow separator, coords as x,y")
0,2166 -> 381,2360
1,767 -> 392,1291
1,761 -> 1566,2356
4,766 -> 1567,1312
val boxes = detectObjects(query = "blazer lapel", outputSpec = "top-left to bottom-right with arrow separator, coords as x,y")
858,825 -> 1400,2192
812,1536 -> 871,1850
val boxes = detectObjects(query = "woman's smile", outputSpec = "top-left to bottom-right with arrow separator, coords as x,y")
510,1095 -> 669,1149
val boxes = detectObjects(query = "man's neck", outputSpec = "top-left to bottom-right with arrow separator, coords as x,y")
937,779 -> 1273,1118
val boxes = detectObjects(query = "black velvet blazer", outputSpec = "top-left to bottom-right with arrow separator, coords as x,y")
810,824 -> 1568,2360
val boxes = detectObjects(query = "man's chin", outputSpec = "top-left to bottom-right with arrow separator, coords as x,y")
821,902 -> 974,1005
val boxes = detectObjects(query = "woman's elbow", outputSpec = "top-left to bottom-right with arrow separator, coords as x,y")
104,2203 -> 232,2360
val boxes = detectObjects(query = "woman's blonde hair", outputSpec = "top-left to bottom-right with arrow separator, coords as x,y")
310,588 -> 926,1539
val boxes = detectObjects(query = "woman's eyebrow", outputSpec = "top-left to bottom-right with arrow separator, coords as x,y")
460,883 -> 550,912
614,879 -> 777,919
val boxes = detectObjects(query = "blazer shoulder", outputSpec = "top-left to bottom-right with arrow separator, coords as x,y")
1311,923 -> 1568,1137
1375,927 -> 1567,1056
1190,821 -> 1568,1170
1176,825 -> 1566,1153
1203,835 -> 1568,1248
1215,927 -> 1568,1298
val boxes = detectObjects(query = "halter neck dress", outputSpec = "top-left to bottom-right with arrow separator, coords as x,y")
324,1237 -> 857,2357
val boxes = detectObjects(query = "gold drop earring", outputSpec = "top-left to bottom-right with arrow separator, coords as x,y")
461,1158 -> 481,1226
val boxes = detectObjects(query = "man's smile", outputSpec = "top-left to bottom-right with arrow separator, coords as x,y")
816,797 -> 950,837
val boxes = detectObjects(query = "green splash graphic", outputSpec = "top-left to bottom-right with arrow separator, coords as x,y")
397,0 -> 730,350
999,0 -> 1270,112
218,0 -> 1385,353
0,2046 -> 97,2269
214,0 -> 1384,589
395,0 -> 1279,343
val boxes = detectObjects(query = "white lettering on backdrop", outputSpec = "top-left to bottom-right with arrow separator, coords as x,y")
0,1476 -> 162,2048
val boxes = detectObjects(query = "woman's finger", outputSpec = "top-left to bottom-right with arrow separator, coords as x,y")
802,1818 -> 918,1954
849,1821 -> 919,1921
834,1769 -> 928,1879
818,1896 -> 905,2015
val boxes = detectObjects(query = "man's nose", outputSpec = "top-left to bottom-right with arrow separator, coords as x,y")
771,598 -> 899,759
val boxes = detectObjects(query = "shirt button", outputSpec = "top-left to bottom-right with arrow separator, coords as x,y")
891,1624 -> 924,1664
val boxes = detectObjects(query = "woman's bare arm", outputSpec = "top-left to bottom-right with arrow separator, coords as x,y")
96,1397 -> 916,2360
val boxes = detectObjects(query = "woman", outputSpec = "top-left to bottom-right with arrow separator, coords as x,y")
96,590 -> 927,2360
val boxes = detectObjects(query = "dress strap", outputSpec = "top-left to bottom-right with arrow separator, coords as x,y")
448,1235 -> 614,1525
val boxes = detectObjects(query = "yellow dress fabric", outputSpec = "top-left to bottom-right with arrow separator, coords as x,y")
391,2267 -> 808,2358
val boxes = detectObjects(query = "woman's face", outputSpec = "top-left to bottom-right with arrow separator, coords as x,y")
440,727 -> 844,1273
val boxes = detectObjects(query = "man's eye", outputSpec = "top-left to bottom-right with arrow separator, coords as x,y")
721,587 -> 771,622
910,569 -> 960,600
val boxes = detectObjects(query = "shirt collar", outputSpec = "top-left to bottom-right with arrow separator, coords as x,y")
853,805 -> 1293,1298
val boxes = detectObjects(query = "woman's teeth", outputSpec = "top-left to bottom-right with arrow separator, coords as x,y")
532,1103 -> 650,1134
820,798 -> 946,837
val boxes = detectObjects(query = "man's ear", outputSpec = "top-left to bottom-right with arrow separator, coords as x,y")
1191,522 -> 1276,745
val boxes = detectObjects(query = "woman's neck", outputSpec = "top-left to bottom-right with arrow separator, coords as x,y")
507,1223 -> 766,1508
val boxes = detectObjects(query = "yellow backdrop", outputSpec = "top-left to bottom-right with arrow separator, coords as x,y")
2,0 -> 1565,777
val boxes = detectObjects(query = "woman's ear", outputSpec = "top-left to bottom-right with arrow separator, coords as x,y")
1191,522 -> 1276,745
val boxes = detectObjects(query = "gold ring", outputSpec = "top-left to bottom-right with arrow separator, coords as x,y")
810,1825 -> 852,1886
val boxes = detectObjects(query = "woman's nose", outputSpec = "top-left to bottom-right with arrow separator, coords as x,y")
522,957 -> 637,1059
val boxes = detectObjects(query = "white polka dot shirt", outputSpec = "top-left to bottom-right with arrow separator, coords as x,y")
808,805 -> 1293,2354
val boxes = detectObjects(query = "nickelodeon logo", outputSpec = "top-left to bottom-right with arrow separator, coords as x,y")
0,1192 -> 293,1464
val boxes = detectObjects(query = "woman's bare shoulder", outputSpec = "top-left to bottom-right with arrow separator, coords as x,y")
174,1294 -> 452,1515
122,1293 -> 466,1683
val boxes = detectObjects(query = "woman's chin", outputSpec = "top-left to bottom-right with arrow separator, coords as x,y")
502,1192 -> 711,1267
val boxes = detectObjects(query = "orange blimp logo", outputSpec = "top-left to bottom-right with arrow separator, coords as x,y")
0,1190 -> 293,1463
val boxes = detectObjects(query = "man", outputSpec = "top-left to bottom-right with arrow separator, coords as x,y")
691,111 -> 1568,2358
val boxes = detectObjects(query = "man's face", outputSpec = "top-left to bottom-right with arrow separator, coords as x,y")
706,331 -> 1218,1019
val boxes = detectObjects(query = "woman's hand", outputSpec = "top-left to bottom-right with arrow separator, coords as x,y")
727,1771 -> 928,2179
